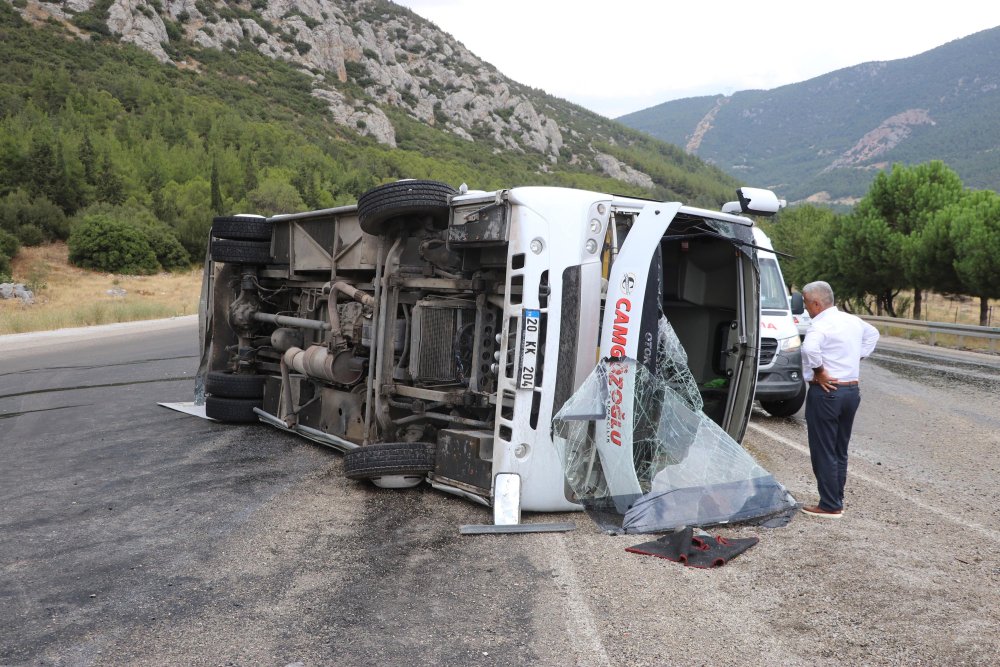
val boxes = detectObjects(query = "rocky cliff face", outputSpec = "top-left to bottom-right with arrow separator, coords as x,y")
19,0 -> 642,178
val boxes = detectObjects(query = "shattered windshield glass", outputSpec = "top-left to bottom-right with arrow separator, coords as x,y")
553,317 -> 796,533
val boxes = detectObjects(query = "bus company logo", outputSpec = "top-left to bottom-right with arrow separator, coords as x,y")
609,298 -> 631,359
620,273 -> 636,296
606,362 -> 628,447
605,297 -> 634,448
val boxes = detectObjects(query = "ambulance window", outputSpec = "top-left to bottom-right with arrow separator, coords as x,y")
759,258 -> 788,310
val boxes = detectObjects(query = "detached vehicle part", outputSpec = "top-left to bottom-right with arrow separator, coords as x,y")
196,180 -> 796,529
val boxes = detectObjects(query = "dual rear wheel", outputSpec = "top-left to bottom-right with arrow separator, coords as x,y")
210,215 -> 272,264
204,370 -> 266,423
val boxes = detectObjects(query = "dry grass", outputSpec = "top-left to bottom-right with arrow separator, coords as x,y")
871,291 -> 1000,354
909,291 -> 998,327
1,243 -> 202,335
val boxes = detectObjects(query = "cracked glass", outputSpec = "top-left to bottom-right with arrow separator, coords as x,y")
553,317 -> 797,533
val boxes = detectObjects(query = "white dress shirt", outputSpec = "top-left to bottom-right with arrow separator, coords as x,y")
801,306 -> 880,382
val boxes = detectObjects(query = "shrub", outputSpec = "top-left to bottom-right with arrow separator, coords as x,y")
0,228 -> 19,281
71,11 -> 112,36
15,224 -> 46,246
194,0 -> 215,20
344,60 -> 367,81
141,222 -> 190,270
0,191 -> 70,244
72,202 -> 190,270
0,228 -> 19,260
400,90 -> 417,107
68,214 -> 160,275
163,19 -> 183,42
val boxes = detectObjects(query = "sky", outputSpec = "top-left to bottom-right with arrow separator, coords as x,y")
394,0 -> 1000,118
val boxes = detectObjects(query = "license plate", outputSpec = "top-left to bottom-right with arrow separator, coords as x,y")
517,309 -> 541,389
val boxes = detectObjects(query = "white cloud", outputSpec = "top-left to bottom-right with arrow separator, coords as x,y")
395,0 -> 1000,117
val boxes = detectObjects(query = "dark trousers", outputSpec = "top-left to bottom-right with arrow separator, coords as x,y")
805,384 -> 861,511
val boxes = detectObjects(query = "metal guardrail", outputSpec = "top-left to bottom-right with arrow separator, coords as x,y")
862,315 -> 1000,353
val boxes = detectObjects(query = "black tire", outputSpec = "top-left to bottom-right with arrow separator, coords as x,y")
760,382 -> 807,418
343,442 -> 436,480
357,179 -> 456,236
211,238 -> 271,265
205,370 -> 266,399
205,395 -> 262,423
212,215 -> 272,241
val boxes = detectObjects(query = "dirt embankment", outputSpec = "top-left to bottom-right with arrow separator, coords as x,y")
1,243 -> 201,335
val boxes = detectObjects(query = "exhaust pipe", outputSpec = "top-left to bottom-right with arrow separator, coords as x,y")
283,345 -> 365,386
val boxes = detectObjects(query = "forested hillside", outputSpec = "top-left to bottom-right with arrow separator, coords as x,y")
760,161 -> 1000,326
619,26 -> 1000,205
0,0 -> 740,279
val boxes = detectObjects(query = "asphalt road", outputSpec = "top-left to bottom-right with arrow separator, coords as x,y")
1,320 -> 998,666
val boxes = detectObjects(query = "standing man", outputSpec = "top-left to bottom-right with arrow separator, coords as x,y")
799,281 -> 880,518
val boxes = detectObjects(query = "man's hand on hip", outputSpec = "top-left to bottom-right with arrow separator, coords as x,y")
811,368 -> 839,393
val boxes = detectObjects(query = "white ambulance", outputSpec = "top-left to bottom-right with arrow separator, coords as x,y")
752,227 -> 807,417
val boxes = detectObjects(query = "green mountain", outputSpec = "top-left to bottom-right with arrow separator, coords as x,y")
618,27 -> 1000,205
0,0 -> 742,273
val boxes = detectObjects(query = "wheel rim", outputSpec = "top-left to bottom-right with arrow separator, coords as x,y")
371,475 -> 425,489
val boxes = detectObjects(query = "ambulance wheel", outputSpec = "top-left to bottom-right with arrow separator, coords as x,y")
760,382 -> 807,418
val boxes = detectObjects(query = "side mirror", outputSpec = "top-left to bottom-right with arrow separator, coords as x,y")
736,187 -> 786,217
790,292 -> 804,315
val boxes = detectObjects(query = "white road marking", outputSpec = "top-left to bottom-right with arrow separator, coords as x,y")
545,533 -> 613,667
748,422 -> 1000,541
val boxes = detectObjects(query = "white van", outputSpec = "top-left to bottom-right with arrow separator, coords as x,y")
752,227 -> 806,417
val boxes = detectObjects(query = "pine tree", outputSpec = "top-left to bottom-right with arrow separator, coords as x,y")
79,133 -> 96,186
97,155 -> 126,205
27,137 -> 57,200
210,159 -> 224,215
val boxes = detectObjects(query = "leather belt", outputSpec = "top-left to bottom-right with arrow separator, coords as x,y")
809,380 -> 859,386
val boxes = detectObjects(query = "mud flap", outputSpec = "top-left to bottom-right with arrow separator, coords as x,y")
195,243 -> 214,406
